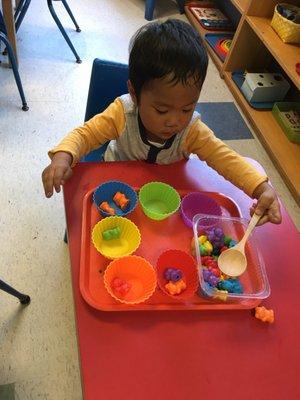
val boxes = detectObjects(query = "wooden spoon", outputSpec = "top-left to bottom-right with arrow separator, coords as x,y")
217,213 -> 261,277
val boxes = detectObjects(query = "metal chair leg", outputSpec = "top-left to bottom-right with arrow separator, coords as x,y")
15,0 -> 32,32
176,0 -> 185,14
61,0 -> 81,32
0,33 -> 29,111
0,279 -> 31,305
63,229 -> 68,244
14,0 -> 26,22
47,0 -> 82,63
145,0 -> 155,21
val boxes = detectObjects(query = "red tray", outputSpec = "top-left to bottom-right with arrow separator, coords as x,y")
80,188 -> 257,311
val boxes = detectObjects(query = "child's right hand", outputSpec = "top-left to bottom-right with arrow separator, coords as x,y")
42,152 -> 73,198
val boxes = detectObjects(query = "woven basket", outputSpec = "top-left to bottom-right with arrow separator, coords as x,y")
271,3 -> 300,44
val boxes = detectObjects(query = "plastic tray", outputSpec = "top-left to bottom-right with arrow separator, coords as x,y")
80,188 -> 264,311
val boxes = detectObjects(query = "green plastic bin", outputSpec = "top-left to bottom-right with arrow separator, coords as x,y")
272,102 -> 300,143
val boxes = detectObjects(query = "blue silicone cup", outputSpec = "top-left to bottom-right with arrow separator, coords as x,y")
93,180 -> 138,218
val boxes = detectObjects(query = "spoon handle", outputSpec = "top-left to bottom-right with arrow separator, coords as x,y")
238,213 -> 261,249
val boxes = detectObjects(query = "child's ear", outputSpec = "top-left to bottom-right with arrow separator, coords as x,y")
127,80 -> 137,105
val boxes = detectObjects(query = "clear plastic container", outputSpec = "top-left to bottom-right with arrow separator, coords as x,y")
193,214 -> 270,304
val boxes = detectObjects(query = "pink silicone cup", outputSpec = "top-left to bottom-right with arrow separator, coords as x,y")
180,192 -> 222,228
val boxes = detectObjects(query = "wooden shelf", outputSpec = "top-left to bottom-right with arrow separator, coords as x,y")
230,0 -> 249,13
184,1 -> 300,206
224,71 -> 300,206
185,5 -> 229,72
247,16 -> 300,90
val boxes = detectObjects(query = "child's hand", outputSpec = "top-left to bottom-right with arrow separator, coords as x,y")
251,182 -> 282,226
42,152 -> 73,198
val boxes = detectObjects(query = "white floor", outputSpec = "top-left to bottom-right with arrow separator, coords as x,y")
0,1 -> 299,399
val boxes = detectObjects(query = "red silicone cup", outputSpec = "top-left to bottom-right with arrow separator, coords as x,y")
156,249 -> 199,300
180,192 -> 222,228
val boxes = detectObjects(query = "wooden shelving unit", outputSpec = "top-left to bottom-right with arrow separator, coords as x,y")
246,16 -> 300,90
185,0 -> 300,206
230,0 -> 250,13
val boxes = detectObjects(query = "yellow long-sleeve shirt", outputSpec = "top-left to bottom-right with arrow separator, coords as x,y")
49,94 -> 267,197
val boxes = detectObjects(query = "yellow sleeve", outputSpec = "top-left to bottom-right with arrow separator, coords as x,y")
182,119 -> 268,197
48,98 -> 125,166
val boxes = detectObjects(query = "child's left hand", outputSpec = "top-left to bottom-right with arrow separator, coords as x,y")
251,182 -> 282,226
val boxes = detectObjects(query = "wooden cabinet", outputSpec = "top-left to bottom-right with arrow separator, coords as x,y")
185,0 -> 300,206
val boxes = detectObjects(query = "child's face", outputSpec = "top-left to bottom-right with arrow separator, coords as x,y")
130,77 -> 200,143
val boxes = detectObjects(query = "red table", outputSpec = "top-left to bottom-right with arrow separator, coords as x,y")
64,159 -> 300,400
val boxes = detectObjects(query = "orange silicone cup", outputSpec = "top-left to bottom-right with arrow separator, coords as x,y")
156,249 -> 199,300
103,255 -> 157,305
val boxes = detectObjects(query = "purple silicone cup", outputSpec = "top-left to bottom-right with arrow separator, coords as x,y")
180,192 -> 222,228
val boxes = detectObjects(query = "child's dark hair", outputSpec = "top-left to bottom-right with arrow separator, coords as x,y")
129,19 -> 208,100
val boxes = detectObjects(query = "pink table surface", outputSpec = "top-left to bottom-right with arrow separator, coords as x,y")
63,158 -> 300,400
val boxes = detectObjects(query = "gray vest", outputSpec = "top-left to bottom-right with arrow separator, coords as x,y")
104,94 -> 199,164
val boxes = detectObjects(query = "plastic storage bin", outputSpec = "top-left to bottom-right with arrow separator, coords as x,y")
193,214 -> 270,304
272,102 -> 300,143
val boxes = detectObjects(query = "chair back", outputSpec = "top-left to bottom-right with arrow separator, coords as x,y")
83,59 -> 129,161
0,10 -> 7,35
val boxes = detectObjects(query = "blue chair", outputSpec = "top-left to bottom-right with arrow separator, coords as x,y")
0,10 -> 28,110
64,58 -> 129,242
82,58 -> 129,161
145,0 -> 185,20
4,0 -> 81,63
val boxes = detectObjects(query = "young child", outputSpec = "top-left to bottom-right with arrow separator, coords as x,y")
42,19 -> 281,226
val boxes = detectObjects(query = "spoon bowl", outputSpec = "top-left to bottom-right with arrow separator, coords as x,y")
217,213 -> 260,277
217,248 -> 247,277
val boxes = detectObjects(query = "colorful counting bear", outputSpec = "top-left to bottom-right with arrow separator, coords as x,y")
99,201 -> 115,215
255,306 -> 274,323
218,278 -> 243,294
164,268 -> 182,282
205,227 -> 225,255
113,192 -> 130,210
102,226 -> 121,241
191,235 -> 213,256
203,268 -> 219,287
191,226 -> 244,296
165,279 -> 187,295
112,277 -> 132,296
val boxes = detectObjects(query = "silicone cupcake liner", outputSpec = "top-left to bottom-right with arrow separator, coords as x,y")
156,249 -> 199,300
93,180 -> 138,217
139,181 -> 181,220
104,255 -> 157,304
181,192 -> 222,228
92,216 -> 141,259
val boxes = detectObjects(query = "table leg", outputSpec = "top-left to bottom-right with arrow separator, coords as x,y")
2,0 -> 18,66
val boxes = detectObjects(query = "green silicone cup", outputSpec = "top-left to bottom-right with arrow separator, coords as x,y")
139,182 -> 181,221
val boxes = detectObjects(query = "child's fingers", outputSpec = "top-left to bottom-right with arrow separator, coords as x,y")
268,201 -> 282,224
61,167 -> 73,185
255,193 -> 273,216
42,167 -> 54,198
53,166 -> 66,193
256,214 -> 269,226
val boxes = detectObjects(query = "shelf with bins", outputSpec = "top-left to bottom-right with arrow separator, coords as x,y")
246,15 -> 300,90
223,71 -> 300,205
185,0 -> 300,206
